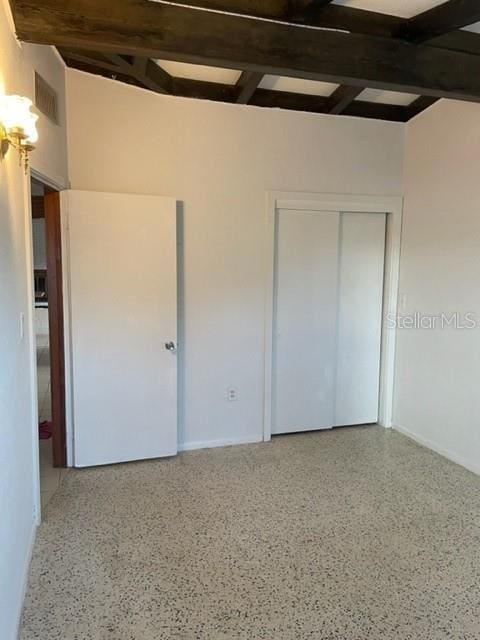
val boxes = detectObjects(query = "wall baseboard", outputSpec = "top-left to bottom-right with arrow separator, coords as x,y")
179,434 -> 263,452
11,518 -> 37,640
393,424 -> 480,476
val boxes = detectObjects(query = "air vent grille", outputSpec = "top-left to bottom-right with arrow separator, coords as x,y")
34,72 -> 59,124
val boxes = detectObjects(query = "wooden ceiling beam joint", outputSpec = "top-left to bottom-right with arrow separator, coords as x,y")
235,70 -> 264,103
11,0 -> 480,103
326,85 -> 364,114
397,0 -> 480,43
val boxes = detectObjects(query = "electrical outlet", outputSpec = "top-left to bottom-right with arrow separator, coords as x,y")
227,387 -> 238,402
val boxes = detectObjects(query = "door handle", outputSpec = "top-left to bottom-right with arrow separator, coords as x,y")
165,341 -> 177,352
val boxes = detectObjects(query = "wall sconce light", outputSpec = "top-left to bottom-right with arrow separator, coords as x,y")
0,95 -> 39,173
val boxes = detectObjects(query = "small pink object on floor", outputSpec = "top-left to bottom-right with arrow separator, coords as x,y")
39,421 -> 52,439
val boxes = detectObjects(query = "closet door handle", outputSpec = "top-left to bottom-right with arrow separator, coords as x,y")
165,341 -> 177,352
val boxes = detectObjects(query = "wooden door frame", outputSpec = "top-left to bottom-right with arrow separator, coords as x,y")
31,175 -> 67,468
263,191 -> 404,442
44,190 -> 67,467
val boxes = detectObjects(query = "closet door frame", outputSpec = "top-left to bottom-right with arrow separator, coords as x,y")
263,191 -> 403,442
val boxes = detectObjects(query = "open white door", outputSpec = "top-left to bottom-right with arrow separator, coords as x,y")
63,190 -> 177,467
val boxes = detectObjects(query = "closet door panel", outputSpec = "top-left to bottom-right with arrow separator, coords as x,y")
334,212 -> 386,427
272,209 -> 339,434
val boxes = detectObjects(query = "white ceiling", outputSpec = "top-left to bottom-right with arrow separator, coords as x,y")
259,76 -> 339,96
357,89 -> 419,106
463,22 -> 480,33
156,60 -> 242,85
331,0 -> 448,19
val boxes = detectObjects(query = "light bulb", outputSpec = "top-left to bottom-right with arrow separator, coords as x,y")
0,94 -> 38,143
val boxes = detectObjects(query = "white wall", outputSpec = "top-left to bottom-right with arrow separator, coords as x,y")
394,99 -> 480,475
66,70 -> 404,451
0,2 -> 68,637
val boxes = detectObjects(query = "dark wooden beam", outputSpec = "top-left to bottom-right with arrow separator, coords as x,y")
171,77 -> 237,102
292,3 -> 403,34
398,0 -> 480,43
57,49 -> 125,75
345,100 -> 409,123
287,0 -> 333,20
404,96 -> 440,120
11,0 -> 480,102
250,89 -> 409,121
60,48 -> 173,94
235,71 -> 264,104
61,51 -> 410,122
326,86 -> 364,114
249,89 -> 327,113
165,0 -> 333,20
140,60 -> 173,94
160,0 -> 292,19
51,0 -> 480,59
289,3 -> 480,58
133,57 -> 147,76
61,54 -> 147,90
429,29 -> 480,55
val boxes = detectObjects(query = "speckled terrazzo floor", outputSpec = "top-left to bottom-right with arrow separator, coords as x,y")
20,426 -> 480,639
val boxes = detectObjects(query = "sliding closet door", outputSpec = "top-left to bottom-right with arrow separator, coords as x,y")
272,210 -> 339,434
334,212 -> 386,426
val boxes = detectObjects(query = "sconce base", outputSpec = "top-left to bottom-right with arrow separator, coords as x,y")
0,123 -> 9,159
0,137 -> 9,160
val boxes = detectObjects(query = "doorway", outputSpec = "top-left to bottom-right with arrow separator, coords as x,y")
263,192 -> 403,440
31,177 -> 67,507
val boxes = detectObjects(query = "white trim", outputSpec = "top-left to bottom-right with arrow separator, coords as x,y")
12,518 -> 36,640
26,168 -> 68,525
263,191 -> 403,441
394,424 -> 480,476
23,174 -> 42,527
60,196 -> 74,467
179,435 -> 263,452
30,165 -> 68,192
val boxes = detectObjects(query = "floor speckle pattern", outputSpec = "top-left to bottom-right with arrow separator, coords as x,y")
37,336 -> 68,508
20,426 -> 480,639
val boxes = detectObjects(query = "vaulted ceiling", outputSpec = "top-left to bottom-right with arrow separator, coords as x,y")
9,0 -> 480,122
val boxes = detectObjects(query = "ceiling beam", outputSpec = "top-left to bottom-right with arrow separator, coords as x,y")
284,2 -> 480,58
57,50 -> 126,75
326,86 -> 364,115
60,49 -> 438,122
398,0 -> 480,43
404,95 -> 440,119
10,0 -> 480,103
61,54 -> 147,90
287,0 -> 333,20
132,57 -> 147,76
59,49 -> 173,94
57,0 -> 480,58
235,71 -> 264,104
164,0 -> 333,20
162,0 -> 289,19
249,89 -> 410,121
171,77 -> 237,102
140,59 -> 173,94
